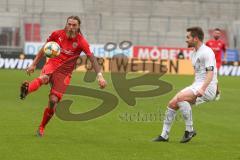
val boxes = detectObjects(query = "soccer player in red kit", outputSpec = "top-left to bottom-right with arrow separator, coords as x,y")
206,28 -> 227,100
20,16 -> 107,137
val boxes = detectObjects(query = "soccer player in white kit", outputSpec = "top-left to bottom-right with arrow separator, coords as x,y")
153,27 -> 218,143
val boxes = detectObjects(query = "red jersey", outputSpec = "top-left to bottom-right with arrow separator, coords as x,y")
206,39 -> 226,63
44,29 -> 92,75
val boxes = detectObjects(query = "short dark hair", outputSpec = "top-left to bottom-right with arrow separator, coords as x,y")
214,28 -> 221,32
186,27 -> 204,42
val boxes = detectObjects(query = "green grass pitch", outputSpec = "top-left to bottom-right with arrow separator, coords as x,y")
0,69 -> 240,160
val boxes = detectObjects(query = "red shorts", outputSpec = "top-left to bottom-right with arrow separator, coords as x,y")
49,71 -> 71,100
41,59 -> 62,75
41,60 -> 71,100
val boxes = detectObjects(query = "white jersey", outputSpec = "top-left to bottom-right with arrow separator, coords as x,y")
191,44 -> 218,85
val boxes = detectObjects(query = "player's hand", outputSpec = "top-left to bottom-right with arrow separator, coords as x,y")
97,73 -> 107,89
196,88 -> 205,97
26,65 -> 36,76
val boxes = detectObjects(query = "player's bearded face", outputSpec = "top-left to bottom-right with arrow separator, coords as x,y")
65,19 -> 80,38
213,31 -> 221,40
186,32 -> 196,48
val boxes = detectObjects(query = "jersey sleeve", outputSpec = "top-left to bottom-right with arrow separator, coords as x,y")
80,38 -> 93,57
203,50 -> 215,68
46,31 -> 58,42
205,40 -> 210,47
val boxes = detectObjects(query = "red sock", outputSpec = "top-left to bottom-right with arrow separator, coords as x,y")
40,107 -> 55,128
28,78 -> 43,93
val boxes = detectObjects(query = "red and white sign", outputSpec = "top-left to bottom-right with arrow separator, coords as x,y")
133,46 -> 193,60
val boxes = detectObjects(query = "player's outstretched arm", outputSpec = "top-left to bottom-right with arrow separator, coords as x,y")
26,46 -> 45,76
88,55 -> 107,89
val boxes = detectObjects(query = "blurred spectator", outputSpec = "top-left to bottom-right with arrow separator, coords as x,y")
177,49 -> 185,59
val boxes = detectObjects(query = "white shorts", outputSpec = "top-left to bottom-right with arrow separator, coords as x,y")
181,83 -> 217,105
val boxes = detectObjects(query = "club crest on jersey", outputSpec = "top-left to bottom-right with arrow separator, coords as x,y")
59,37 -> 63,42
194,58 -> 201,71
72,42 -> 78,48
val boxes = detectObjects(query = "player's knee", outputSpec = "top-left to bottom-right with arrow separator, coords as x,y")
39,75 -> 50,84
168,100 -> 174,107
168,94 -> 185,109
49,95 -> 59,109
176,94 -> 185,103
168,99 -> 178,109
